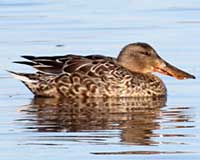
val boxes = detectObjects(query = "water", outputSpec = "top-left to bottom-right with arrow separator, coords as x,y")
0,0 -> 200,159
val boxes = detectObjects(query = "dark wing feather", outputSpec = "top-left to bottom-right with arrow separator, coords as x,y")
14,54 -> 117,76
21,55 -> 66,61
13,61 -> 36,66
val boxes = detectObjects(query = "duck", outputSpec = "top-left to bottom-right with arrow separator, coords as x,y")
9,42 -> 195,98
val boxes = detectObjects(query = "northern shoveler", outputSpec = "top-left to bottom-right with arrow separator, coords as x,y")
9,42 -> 195,98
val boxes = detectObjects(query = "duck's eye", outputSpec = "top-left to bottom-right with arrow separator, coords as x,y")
140,51 -> 151,56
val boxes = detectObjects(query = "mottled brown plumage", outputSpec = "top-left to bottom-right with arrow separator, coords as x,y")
9,43 -> 195,98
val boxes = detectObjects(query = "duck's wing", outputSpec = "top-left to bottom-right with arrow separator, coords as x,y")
62,55 -> 117,77
14,54 -> 117,76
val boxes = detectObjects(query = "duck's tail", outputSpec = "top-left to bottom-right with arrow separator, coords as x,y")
7,70 -> 38,83
7,70 -> 40,95
8,70 -> 59,97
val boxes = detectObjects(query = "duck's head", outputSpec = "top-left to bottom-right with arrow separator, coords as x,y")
117,42 -> 195,80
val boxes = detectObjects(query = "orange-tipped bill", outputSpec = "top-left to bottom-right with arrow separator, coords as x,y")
153,60 -> 195,80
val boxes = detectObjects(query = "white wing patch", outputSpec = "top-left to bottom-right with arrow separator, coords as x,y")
8,71 -> 37,83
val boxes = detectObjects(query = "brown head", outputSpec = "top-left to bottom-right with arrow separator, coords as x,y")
117,43 -> 195,80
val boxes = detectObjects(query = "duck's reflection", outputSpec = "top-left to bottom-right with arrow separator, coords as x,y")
18,96 -> 194,147
19,96 -> 168,145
